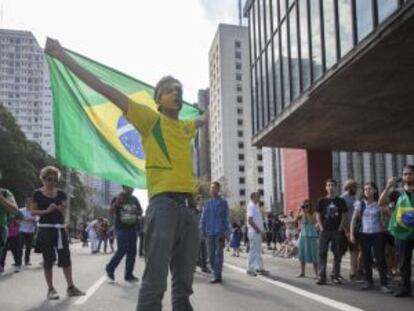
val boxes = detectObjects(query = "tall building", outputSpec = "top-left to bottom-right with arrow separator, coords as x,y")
0,29 -> 54,155
193,89 -> 211,181
209,24 -> 264,208
243,1 -> 414,212
80,173 -> 123,209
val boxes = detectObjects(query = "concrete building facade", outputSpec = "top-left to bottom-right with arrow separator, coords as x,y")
209,24 -> 264,208
0,29 -> 54,155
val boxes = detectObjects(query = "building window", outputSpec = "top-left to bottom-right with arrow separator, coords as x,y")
338,0 -> 354,57
240,201 -> 246,206
239,189 -> 245,196
235,51 -> 242,59
239,165 -> 245,172
258,166 -> 263,173
258,189 -> 264,196
238,154 -> 245,160
377,0 -> 398,23
236,62 -> 242,70
236,73 -> 242,81
235,40 -> 241,48
236,84 -> 242,92
258,177 -> 264,184
323,0 -> 337,70
237,119 -> 243,126
237,130 -> 243,137
238,142 -> 244,149
356,0 -> 374,41
237,96 -> 243,103
237,107 -> 243,114
257,154 -> 263,161
239,177 -> 245,184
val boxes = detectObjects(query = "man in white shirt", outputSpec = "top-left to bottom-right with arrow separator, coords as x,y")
19,198 -> 38,265
246,192 -> 267,276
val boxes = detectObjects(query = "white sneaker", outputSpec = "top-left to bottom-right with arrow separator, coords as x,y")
14,266 -> 21,273
381,285 -> 393,294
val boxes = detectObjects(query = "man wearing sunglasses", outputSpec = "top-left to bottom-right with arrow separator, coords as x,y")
45,38 -> 207,311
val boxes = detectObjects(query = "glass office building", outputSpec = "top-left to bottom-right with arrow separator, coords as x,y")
244,0 -> 413,209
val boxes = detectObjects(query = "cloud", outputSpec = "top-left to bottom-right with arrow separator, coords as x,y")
199,0 -> 241,24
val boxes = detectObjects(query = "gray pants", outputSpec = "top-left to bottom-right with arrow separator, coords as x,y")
137,194 -> 200,311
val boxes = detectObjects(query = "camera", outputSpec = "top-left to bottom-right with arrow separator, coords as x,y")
301,203 -> 309,209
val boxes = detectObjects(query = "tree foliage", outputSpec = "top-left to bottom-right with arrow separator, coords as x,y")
0,104 -> 86,223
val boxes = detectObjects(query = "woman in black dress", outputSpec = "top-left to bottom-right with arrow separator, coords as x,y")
31,166 -> 84,300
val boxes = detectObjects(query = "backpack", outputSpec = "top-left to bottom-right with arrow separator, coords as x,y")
353,201 -> 366,234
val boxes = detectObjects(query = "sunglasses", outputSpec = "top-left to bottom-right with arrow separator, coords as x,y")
44,176 -> 58,182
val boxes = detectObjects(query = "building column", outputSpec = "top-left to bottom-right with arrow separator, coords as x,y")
282,148 -> 332,213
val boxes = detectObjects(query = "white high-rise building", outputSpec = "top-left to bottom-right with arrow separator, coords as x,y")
0,29 -> 54,155
209,24 -> 264,208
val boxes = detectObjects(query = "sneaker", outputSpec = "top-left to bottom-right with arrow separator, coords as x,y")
296,273 -> 305,278
394,288 -> 412,298
246,270 -> 257,277
201,267 -> 211,273
361,281 -> 374,290
331,276 -> 342,285
124,275 -> 139,282
67,286 -> 85,297
14,266 -> 21,273
209,278 -> 223,284
316,278 -> 326,285
380,285 -> 393,294
105,267 -> 115,281
47,288 -> 60,300
256,269 -> 269,275
25,261 -> 32,266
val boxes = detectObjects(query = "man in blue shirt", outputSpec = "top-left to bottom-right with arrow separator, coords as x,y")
200,181 -> 230,284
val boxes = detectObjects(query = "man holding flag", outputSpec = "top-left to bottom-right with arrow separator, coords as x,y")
45,38 -> 207,311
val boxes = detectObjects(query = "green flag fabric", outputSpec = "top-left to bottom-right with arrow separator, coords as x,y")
46,50 -> 200,189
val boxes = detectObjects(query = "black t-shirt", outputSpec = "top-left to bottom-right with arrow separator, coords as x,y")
317,197 -> 347,231
32,189 -> 67,224
111,193 -> 142,230
389,189 -> 414,206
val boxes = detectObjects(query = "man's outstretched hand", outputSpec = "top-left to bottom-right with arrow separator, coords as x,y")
44,37 -> 64,59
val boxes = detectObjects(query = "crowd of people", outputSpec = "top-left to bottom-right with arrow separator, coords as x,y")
197,165 -> 414,300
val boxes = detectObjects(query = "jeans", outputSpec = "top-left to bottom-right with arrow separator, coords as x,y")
197,235 -> 208,269
19,232 -> 34,264
247,232 -> 263,272
396,238 -> 414,290
360,232 -> 388,285
207,234 -> 225,279
137,194 -> 200,311
319,230 -> 341,280
106,228 -> 137,278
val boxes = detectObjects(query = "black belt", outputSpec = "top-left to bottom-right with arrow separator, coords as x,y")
152,192 -> 195,208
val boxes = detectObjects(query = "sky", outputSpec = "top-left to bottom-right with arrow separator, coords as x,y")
0,0 -> 243,208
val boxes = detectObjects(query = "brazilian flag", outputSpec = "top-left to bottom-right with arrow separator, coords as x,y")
46,50 -> 200,189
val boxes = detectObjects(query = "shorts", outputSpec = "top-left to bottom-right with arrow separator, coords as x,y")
35,227 -> 71,269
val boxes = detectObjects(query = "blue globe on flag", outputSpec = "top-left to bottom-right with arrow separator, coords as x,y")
117,116 -> 145,160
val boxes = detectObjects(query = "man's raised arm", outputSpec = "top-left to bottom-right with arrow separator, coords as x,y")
45,38 -> 129,114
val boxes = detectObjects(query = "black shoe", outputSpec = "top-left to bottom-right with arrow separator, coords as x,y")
125,275 -> 139,282
210,278 -> 222,284
316,278 -> 326,285
201,267 -> 211,273
256,269 -> 269,275
395,288 -> 412,298
105,267 -> 115,281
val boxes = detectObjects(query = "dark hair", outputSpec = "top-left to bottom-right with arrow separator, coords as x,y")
153,76 -> 182,103
403,164 -> 414,172
362,182 -> 379,201
325,179 -> 337,185
211,181 -> 221,188
250,191 -> 259,199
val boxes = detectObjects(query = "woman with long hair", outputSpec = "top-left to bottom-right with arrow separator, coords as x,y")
31,166 -> 84,300
296,200 -> 318,278
350,182 -> 392,293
